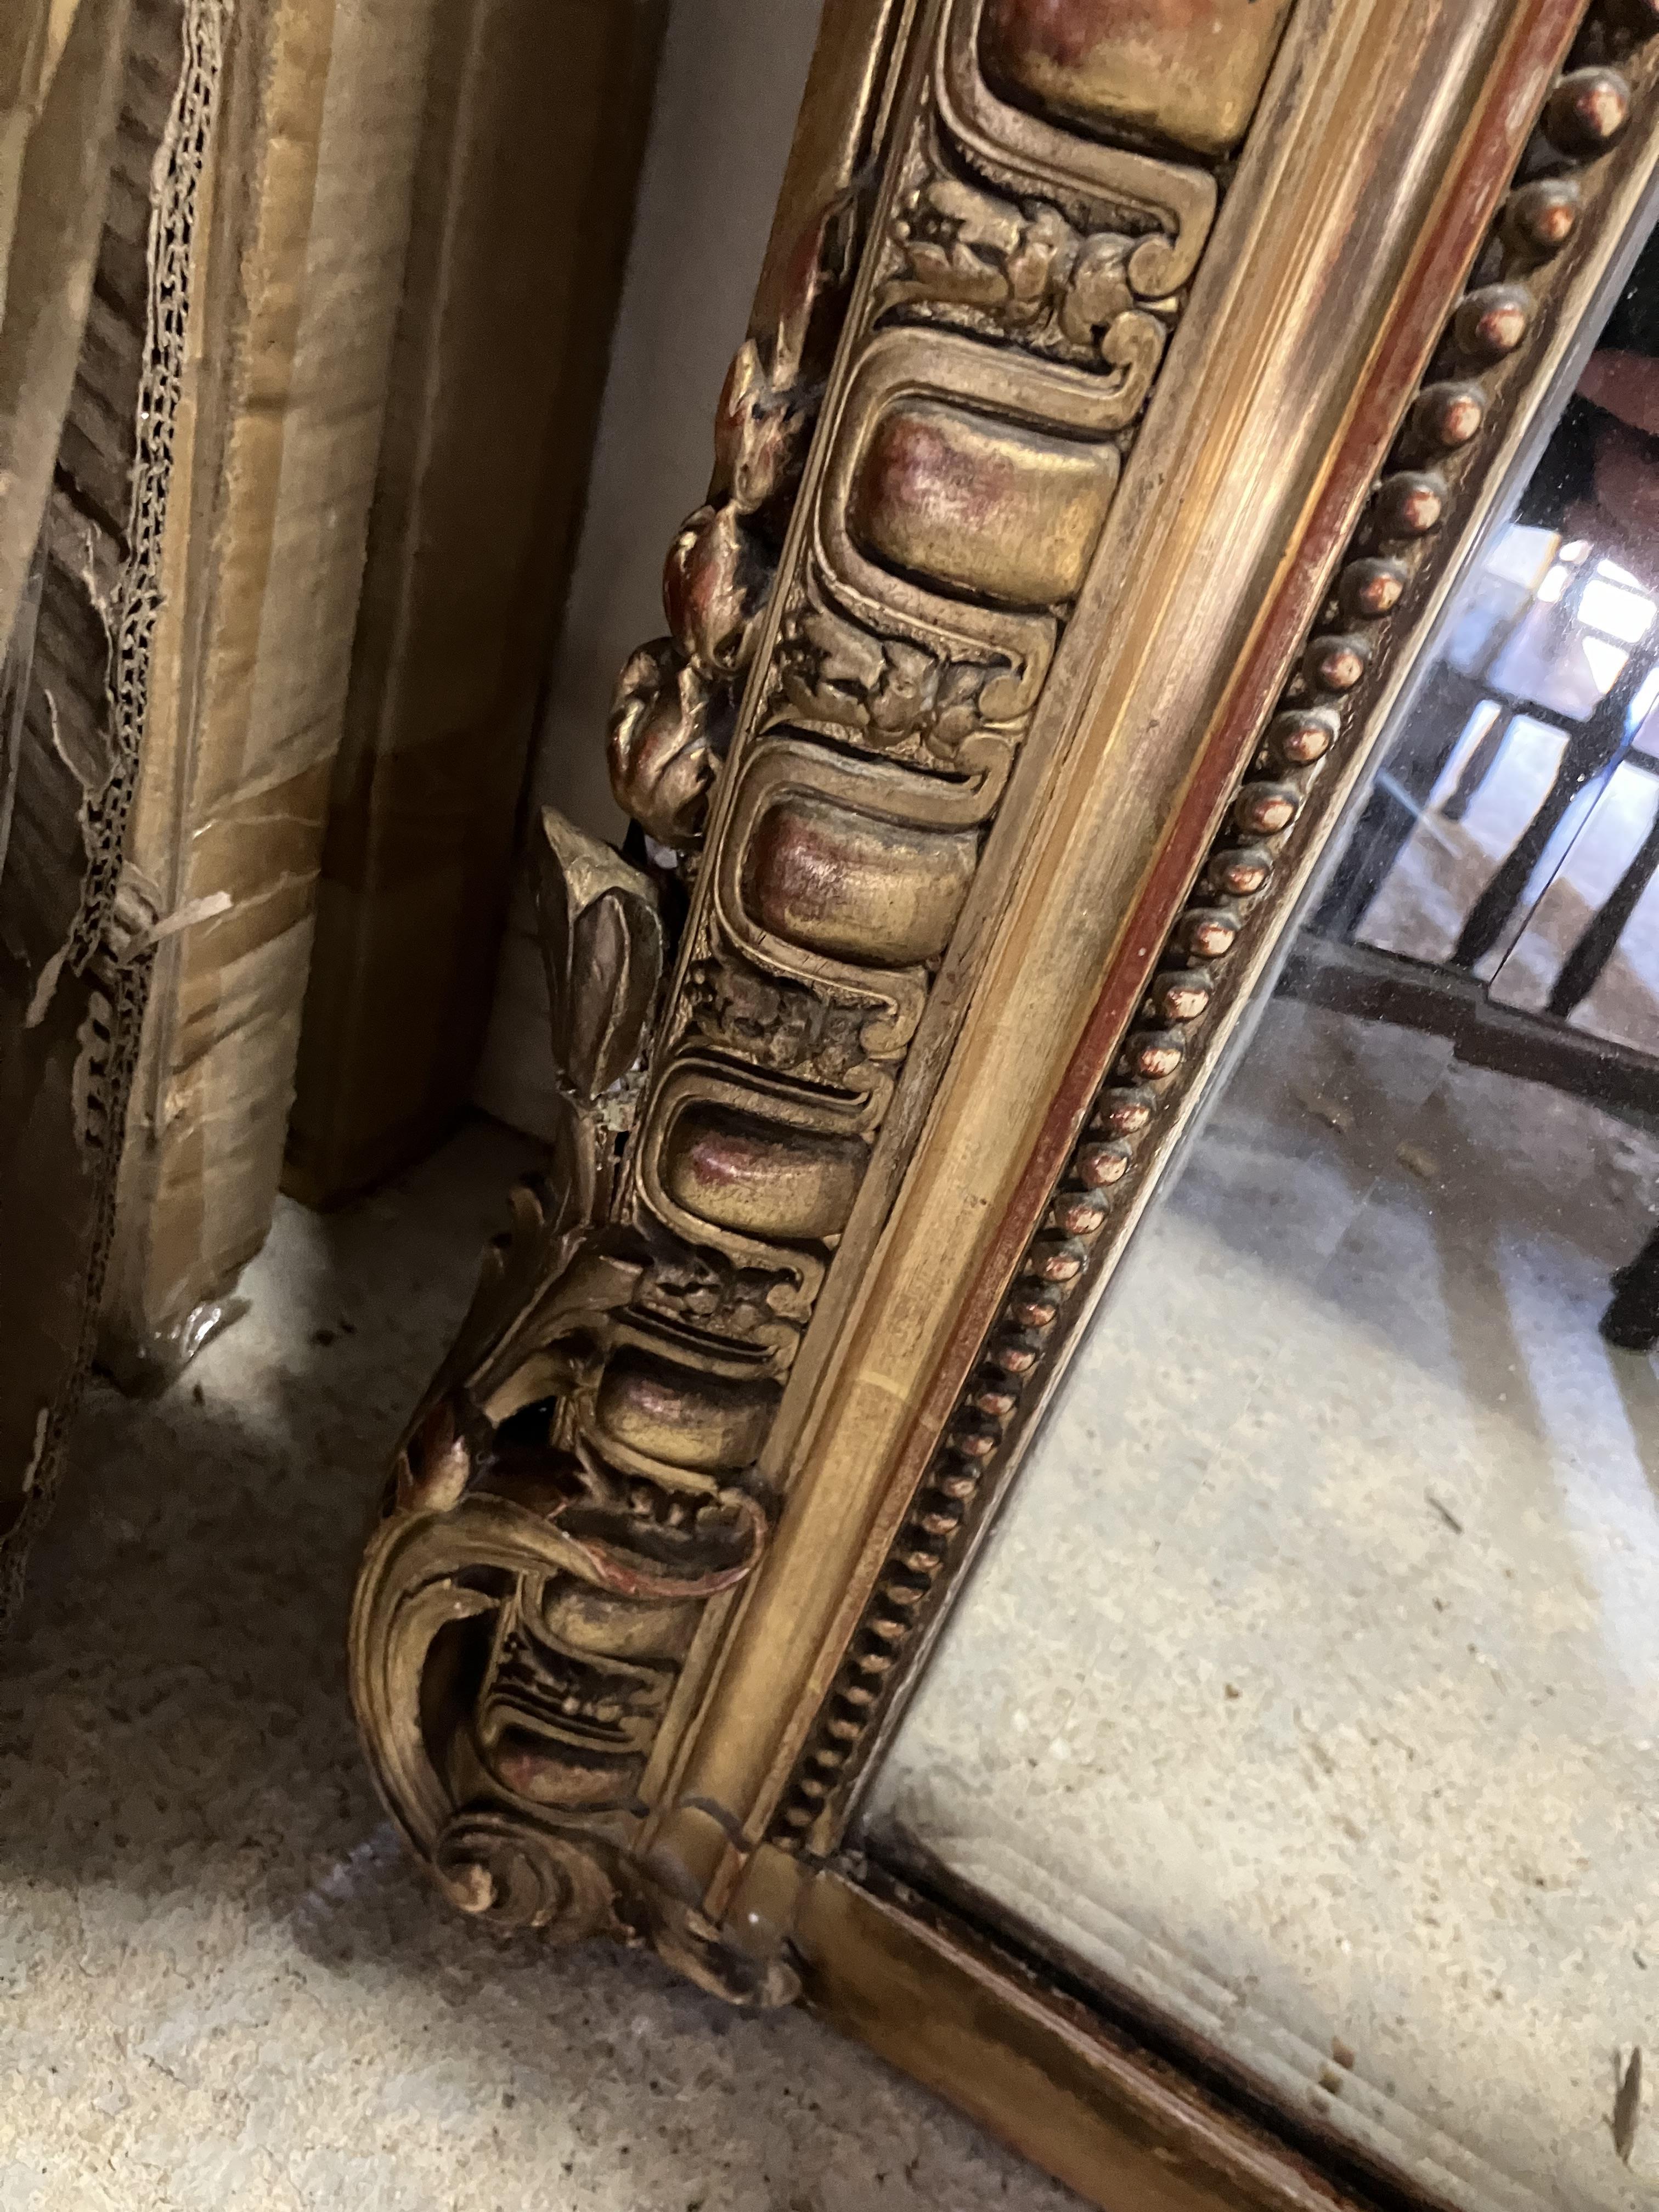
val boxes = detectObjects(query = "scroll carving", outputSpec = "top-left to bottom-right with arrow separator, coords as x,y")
352,0 -> 1235,1989
935,0 -> 1222,298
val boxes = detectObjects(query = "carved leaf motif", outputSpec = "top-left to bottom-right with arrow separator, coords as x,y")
607,640 -> 718,850
664,501 -> 772,678
768,186 -> 861,395
883,171 -> 1142,367
1062,230 -> 1135,348
602,193 -> 859,876
467,1238 -> 646,1430
397,1176 -> 588,1448
532,806 -> 664,1104
684,952 -> 890,1083
640,1234 -> 804,1352
713,340 -> 811,516
778,584 -> 1008,764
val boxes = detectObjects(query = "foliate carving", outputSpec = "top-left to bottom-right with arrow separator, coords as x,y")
776,579 -> 1019,772
354,0 -> 1227,1989
607,196 -> 859,857
607,644 -> 721,853
636,1238 -> 804,1358
353,810 -> 781,1982
532,807 -> 664,1203
935,0 -> 1221,299
769,9 -> 1659,1857
683,951 -> 895,1091
882,170 -> 1168,382
664,501 -> 774,681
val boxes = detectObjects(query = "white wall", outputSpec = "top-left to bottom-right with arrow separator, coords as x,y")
473,0 -> 825,1135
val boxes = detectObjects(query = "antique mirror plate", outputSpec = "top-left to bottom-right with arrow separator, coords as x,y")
861,205 -> 1659,2212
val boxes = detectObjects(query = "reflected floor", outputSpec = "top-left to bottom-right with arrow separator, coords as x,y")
864,1000 -> 1659,2212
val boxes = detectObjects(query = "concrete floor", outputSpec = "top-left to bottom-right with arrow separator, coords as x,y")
0,1119 -> 1069,2212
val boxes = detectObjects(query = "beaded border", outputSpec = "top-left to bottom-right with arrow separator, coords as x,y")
771,7 -> 1659,1853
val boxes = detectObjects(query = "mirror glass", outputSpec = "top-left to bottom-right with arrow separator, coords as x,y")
862,217 -> 1659,2211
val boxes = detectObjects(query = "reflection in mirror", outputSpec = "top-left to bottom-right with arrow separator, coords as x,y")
860,218 -> 1659,2210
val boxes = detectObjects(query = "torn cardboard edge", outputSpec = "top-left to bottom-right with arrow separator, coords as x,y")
98,0 -> 443,1386
0,0 -> 227,1602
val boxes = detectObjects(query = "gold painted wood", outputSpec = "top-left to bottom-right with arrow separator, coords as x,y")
756,0 -> 1659,1866
349,0 -> 928,1999
347,0 -> 1659,2126
971,0 -> 1297,160
792,1861 -> 1372,2212
351,0 -> 1260,1983
652,0 -> 1614,1900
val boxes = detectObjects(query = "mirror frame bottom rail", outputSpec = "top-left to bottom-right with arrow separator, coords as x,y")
796,1860 -> 1426,2212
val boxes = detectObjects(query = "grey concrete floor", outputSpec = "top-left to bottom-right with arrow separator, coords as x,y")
0,1119 -> 1069,2212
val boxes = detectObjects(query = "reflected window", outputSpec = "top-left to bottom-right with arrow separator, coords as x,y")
1314,229 -> 1659,1074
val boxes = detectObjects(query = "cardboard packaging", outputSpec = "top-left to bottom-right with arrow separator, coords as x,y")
0,0 -> 133,664
0,0 -> 431,1595
97,0 -> 439,1386
1,0 -> 225,1591
283,0 -> 666,1210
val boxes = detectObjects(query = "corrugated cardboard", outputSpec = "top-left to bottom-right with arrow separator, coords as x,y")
283,0 -> 665,1209
97,0 -> 439,1385
0,0 -> 223,1595
0,0 -> 433,1602
471,0 -> 824,1141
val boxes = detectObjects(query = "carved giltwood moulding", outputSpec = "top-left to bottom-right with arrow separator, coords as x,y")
773,0 -> 1659,1861
350,0 -> 1659,2163
353,0 -> 1228,1994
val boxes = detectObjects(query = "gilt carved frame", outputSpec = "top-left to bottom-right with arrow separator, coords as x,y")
350,0 -> 1659,2199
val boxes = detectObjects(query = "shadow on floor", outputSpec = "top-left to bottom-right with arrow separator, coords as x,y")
0,1120 -> 1058,2212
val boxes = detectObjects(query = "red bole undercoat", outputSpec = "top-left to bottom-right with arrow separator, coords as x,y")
878,0 -> 1590,1568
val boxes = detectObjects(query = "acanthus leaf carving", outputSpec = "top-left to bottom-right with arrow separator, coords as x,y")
534,805 -> 665,1109
713,337 -> 814,518
636,1234 -> 807,1361
881,167 -> 1170,394
776,573 -> 1020,773
607,642 -> 723,854
663,502 -> 775,681
607,189 -> 863,862
682,948 -> 899,1090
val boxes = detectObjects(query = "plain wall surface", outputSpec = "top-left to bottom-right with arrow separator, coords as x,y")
283,0 -> 664,1207
472,0 -> 825,1136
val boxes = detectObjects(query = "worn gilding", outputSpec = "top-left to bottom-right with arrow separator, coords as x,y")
592,1352 -> 779,1472
741,793 -> 981,966
663,1106 -> 867,1242
978,0 -> 1297,157
849,400 -> 1120,607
